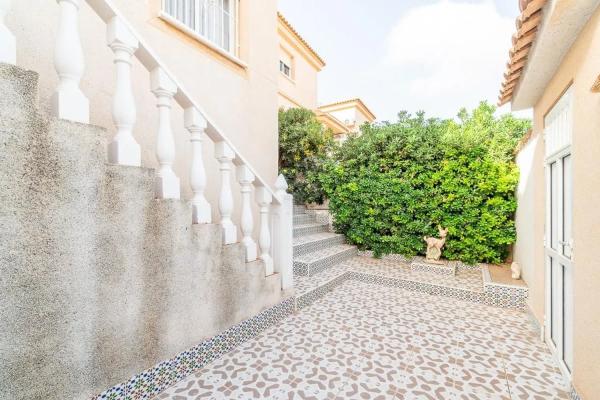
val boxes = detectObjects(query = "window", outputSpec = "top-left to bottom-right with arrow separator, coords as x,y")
162,0 -> 237,54
279,60 -> 291,78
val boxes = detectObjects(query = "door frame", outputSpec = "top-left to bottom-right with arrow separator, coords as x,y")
543,85 -> 574,381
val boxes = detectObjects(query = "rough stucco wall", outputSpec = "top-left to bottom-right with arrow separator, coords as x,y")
7,0 -> 279,242
527,6 -> 600,397
0,65 -> 283,400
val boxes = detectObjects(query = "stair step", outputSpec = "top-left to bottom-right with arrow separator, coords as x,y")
293,213 -> 315,225
293,222 -> 329,237
293,204 -> 307,215
293,232 -> 345,257
293,244 -> 357,277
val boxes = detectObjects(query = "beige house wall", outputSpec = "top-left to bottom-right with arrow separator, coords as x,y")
514,6 -> 600,398
277,19 -> 321,110
8,0 -> 279,234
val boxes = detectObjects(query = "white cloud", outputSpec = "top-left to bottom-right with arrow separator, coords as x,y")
384,0 -> 515,118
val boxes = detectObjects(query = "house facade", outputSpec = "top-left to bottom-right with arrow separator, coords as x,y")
276,13 -> 376,140
317,98 -> 377,142
503,0 -> 600,398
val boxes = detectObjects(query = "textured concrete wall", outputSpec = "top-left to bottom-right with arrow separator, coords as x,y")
0,64 -> 283,400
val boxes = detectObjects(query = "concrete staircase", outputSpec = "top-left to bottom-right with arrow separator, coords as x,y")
292,205 -> 357,278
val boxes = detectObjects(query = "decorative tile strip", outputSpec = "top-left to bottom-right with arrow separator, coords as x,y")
293,223 -> 328,237
296,273 -> 350,310
93,297 -> 295,400
357,250 -> 413,263
570,385 -> 582,400
293,213 -> 314,225
482,265 -> 529,310
293,234 -> 345,257
296,266 -> 528,312
294,247 -> 357,277
410,258 -> 456,276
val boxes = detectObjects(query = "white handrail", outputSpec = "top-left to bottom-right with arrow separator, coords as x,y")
86,0 -> 282,205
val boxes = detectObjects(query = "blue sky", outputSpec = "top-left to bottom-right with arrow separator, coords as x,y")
278,0 -> 526,122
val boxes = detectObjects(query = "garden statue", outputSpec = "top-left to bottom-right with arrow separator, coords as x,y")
424,226 -> 448,262
511,262 -> 522,280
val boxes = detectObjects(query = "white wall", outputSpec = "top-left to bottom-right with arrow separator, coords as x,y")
514,135 -> 539,286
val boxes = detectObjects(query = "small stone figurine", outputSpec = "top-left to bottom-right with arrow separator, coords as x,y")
423,226 -> 449,262
511,262 -> 522,280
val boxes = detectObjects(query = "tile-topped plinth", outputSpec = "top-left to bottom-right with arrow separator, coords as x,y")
410,257 -> 457,276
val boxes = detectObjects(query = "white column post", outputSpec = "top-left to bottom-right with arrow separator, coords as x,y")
273,174 -> 294,290
0,0 -> 16,65
256,186 -> 273,275
150,67 -> 180,199
237,165 -> 257,262
106,17 -> 140,166
215,141 -> 237,244
184,107 -> 211,223
51,0 -> 89,123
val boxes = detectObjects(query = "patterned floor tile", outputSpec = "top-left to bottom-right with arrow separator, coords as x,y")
156,280 -> 569,400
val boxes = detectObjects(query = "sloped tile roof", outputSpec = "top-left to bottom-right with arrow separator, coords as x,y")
498,0 -> 548,106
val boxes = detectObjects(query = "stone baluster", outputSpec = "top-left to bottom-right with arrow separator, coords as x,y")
150,67 -> 180,199
107,17 -> 140,166
215,141 -> 236,244
51,0 -> 89,123
256,186 -> 273,275
0,0 -> 16,65
184,107 -> 211,223
237,165 -> 257,262
273,174 -> 294,289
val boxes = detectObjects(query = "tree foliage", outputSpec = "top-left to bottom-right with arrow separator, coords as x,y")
320,102 -> 530,264
278,107 -> 334,204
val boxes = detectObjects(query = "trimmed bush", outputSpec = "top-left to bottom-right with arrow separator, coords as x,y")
278,107 -> 334,204
320,103 -> 530,264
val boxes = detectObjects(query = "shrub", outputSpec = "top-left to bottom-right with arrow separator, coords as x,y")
278,107 -> 334,204
320,102 -> 530,264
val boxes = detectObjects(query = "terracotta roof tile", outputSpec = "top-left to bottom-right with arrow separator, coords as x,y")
498,0 -> 548,106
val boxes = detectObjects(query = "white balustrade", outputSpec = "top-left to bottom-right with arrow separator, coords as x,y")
256,186 -> 273,275
215,141 -> 237,244
237,165 -> 257,262
184,107 -> 211,223
273,174 -> 294,289
51,0 -> 89,123
0,0 -> 16,65
107,16 -> 140,166
150,67 -> 180,199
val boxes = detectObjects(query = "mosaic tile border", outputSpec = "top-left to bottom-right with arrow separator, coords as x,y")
292,213 -> 314,225
94,297 -> 295,400
482,265 -> 529,310
356,250 -> 413,263
570,385 -> 582,400
293,223 -> 328,237
293,233 -> 345,257
293,247 -> 357,277
410,259 -> 456,276
296,268 -> 529,312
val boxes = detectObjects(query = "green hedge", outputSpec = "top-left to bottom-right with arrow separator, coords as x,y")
320,103 -> 530,264
278,107 -> 334,204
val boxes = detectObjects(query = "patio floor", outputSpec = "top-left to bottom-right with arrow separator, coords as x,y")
155,277 -> 569,399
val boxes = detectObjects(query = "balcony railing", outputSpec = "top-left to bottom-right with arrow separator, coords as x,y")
0,0 -> 293,290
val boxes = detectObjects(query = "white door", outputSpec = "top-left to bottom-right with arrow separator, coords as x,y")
544,87 -> 573,377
